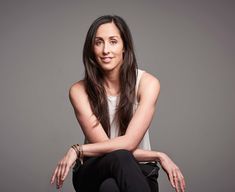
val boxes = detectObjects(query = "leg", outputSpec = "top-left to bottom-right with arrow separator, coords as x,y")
99,178 -> 120,192
139,162 -> 160,192
73,149 -> 151,192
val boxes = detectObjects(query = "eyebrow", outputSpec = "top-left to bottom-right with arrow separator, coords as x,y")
95,36 -> 120,39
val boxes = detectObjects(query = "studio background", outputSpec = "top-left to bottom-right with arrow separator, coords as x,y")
0,0 -> 234,191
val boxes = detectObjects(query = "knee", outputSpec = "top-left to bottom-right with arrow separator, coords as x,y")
99,178 -> 120,192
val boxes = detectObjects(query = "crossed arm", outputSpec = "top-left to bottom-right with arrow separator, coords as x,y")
50,72 -> 186,192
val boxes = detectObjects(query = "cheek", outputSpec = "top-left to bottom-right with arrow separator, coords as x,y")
115,45 -> 124,55
93,48 -> 101,57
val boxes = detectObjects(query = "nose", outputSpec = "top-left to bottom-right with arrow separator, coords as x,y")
103,42 -> 110,55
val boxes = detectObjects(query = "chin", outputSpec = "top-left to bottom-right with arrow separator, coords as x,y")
100,64 -> 120,72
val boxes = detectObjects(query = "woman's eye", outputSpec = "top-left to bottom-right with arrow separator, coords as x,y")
110,40 -> 117,45
95,41 -> 102,46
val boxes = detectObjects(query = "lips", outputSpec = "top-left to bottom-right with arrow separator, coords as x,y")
101,57 -> 113,63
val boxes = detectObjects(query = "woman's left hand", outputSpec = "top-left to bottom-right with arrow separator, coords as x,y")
50,148 -> 77,190
158,152 -> 186,192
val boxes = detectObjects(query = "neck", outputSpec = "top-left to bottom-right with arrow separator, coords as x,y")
103,69 -> 120,96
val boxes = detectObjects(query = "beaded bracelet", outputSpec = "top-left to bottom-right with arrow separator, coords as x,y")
71,144 -> 84,165
71,144 -> 80,158
78,145 -> 84,165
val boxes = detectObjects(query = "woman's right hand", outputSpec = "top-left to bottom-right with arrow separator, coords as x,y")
158,152 -> 186,192
50,148 -> 77,190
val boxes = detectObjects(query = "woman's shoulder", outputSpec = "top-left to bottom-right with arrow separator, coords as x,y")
69,79 -> 85,92
136,70 -> 160,102
69,80 -> 93,115
69,80 -> 87,101
70,79 -> 85,88
139,70 -> 160,91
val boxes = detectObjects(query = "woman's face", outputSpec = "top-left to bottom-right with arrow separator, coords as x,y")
93,22 -> 124,72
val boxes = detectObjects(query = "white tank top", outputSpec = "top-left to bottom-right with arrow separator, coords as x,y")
107,69 -> 151,150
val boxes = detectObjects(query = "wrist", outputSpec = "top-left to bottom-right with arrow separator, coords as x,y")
70,144 -> 84,164
68,147 -> 77,157
155,151 -> 166,162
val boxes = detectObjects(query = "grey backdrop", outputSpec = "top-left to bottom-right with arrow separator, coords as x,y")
0,0 -> 234,191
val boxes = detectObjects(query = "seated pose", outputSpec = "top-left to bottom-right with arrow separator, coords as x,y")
51,15 -> 186,192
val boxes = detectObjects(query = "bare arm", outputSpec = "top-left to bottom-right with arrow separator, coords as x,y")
51,72 -> 186,192
69,72 -> 160,157
70,74 -> 186,191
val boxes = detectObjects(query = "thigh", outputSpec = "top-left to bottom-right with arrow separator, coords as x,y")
73,151 -> 156,192
72,157 -> 102,192
72,152 -> 125,192
139,162 -> 160,192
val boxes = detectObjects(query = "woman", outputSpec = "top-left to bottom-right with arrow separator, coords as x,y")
51,15 -> 186,192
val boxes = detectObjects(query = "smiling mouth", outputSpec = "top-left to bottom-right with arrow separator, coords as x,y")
101,57 -> 113,63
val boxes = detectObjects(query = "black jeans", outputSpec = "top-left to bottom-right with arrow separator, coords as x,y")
72,149 -> 159,192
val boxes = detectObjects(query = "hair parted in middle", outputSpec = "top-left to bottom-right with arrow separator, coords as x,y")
83,15 -> 138,137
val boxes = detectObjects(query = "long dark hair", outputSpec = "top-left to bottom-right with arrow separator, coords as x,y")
83,15 -> 137,137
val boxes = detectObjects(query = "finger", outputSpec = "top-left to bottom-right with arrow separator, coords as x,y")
178,176 -> 184,192
57,186 -> 63,192
58,165 -> 67,189
169,171 -> 176,188
59,162 -> 67,182
175,168 -> 185,191
173,173 -> 180,192
57,182 -> 63,189
58,161 -> 66,189
179,172 -> 186,192
50,166 -> 58,184
56,162 -> 62,188
58,162 -> 65,188
182,176 -> 186,190
62,164 -> 70,181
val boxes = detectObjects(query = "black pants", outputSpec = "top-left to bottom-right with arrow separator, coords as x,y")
72,149 -> 159,192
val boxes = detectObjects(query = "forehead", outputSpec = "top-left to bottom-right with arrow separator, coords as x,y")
95,22 -> 121,38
